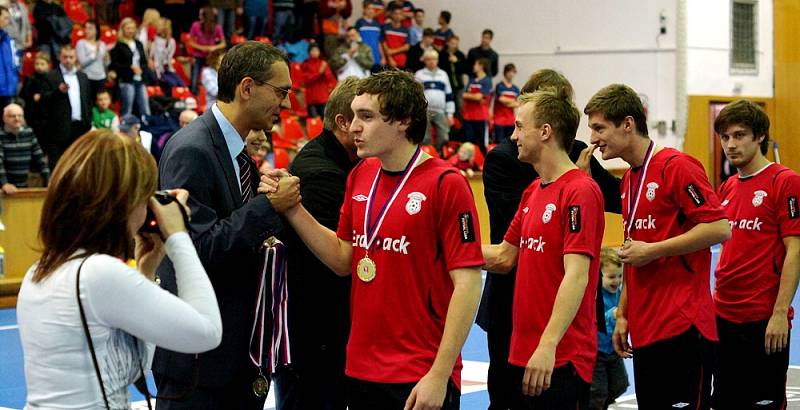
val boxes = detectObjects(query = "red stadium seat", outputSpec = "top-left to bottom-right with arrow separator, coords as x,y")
273,147 -> 290,169
196,85 -> 207,113
254,36 -> 272,45
65,0 -> 89,25
71,27 -> 86,47
20,51 -> 35,79
180,32 -> 194,56
230,34 -> 247,45
289,63 -> 303,90
146,85 -> 164,97
306,117 -> 323,139
172,87 -> 193,100
100,27 -> 117,46
281,116 -> 304,143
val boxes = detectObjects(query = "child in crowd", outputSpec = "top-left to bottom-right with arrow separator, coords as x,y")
462,57 -> 492,153
590,247 -> 630,410
19,52 -> 51,140
301,42 -> 336,118
433,10 -> 454,50
355,2 -> 383,70
201,49 -> 225,112
151,17 -> 185,96
448,142 -> 481,178
91,89 -> 119,131
246,128 -> 271,172
493,63 -> 520,144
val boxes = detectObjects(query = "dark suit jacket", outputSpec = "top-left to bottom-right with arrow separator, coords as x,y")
475,140 -> 622,333
42,67 -> 91,144
152,111 -> 283,387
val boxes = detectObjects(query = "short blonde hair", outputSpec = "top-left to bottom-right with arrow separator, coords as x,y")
600,247 -> 622,268
518,87 -> 580,150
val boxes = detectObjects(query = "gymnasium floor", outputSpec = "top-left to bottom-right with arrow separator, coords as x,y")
2,272 -> 800,409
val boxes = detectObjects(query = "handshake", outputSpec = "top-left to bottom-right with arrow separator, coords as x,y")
258,169 -> 302,213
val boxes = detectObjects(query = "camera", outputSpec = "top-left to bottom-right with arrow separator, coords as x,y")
140,190 -> 180,234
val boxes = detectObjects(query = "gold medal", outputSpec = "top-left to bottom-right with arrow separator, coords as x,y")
357,256 -> 377,282
252,374 -> 269,397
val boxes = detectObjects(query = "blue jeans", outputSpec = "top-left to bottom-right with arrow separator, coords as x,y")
216,8 -> 236,44
190,57 -> 206,95
273,10 -> 295,44
245,16 -> 267,39
119,81 -> 151,117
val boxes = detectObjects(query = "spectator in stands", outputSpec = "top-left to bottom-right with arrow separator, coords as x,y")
272,0 -> 296,45
433,10 -> 453,51
380,2 -> 410,69
364,0 -> 386,23
387,0 -> 414,27
299,0 -> 321,41
137,8 -> 161,55
355,1 -> 382,70
202,49 -> 225,112
211,0 -> 241,45
439,34 -> 467,119
329,26 -> 373,80
151,18 -> 185,97
91,89 -> 119,131
6,0 -> 31,55
408,8 -> 424,46
119,113 -> 159,160
42,45 -> 91,170
188,6 -> 226,94
17,130 -> 221,410
462,57 -> 492,153
448,142 -> 480,178
302,42 -> 336,118
415,48 -> 453,154
245,128 -> 270,171
467,29 -> 499,78
243,0 -> 268,40
0,103 -> 49,193
109,18 -> 152,118
406,27 -> 434,73
20,52 -> 51,141
178,109 -> 198,128
0,6 -> 18,110
319,0 -> 353,57
493,63 -> 520,144
76,20 -> 109,100
33,0 -> 71,63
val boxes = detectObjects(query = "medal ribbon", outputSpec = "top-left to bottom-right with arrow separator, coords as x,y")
362,146 -> 424,252
249,239 -> 291,375
625,141 -> 655,239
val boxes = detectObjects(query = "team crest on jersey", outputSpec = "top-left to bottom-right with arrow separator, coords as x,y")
405,192 -> 427,215
645,182 -> 659,201
352,194 -> 368,202
542,203 -> 556,224
752,190 -> 768,207
523,206 -> 529,214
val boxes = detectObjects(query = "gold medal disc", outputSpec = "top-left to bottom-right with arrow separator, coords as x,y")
253,375 -> 269,397
357,256 -> 377,282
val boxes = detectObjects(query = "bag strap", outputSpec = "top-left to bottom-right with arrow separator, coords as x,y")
76,256 -> 111,410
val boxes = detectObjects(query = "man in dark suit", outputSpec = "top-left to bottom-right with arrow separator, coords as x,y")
41,45 -> 91,170
153,41 -> 301,409
275,77 -> 361,410
477,69 -> 622,410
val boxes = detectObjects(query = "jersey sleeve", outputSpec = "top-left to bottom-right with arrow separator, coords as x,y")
503,185 -> 534,247
775,170 -> 800,237
562,179 -> 605,259
434,170 -> 484,271
336,165 -> 358,241
665,154 -> 726,224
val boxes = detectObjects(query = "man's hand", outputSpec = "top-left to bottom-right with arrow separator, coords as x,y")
403,371 -> 448,410
257,168 -> 290,194
1,183 -> 17,195
576,143 -> 597,176
522,345 -> 555,397
619,239 -> 657,267
765,312 -> 789,354
267,175 -> 301,213
320,61 -> 328,74
58,82 -> 69,93
612,313 -> 633,358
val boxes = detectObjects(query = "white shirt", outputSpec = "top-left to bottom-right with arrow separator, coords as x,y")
60,64 -> 82,122
17,233 -> 222,410
210,103 -> 246,194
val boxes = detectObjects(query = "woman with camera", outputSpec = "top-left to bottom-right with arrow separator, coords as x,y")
16,129 -> 222,409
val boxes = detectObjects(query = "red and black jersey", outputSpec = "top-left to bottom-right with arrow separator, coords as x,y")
504,169 -> 604,383
380,23 -> 410,68
715,163 -> 800,323
621,148 -> 725,348
336,156 -> 484,386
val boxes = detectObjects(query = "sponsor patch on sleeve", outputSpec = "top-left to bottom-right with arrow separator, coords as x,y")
568,206 -> 581,233
459,212 -> 476,243
685,183 -> 706,207
789,196 -> 799,219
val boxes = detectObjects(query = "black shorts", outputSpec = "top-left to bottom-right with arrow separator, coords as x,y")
346,376 -> 461,410
509,362 -> 590,410
713,316 -> 789,410
632,326 -> 715,409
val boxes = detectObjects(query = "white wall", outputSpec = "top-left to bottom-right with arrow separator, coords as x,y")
687,0 -> 773,97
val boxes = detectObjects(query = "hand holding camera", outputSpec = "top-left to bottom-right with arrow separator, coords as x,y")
136,189 -> 192,279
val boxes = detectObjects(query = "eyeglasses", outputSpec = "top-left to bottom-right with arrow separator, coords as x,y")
264,81 -> 291,100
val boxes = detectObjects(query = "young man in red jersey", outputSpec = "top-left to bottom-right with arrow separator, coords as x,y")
482,87 -> 605,409
712,100 -> 800,410
584,84 -> 731,409
274,70 -> 483,409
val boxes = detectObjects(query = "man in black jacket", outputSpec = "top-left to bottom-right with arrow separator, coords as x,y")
466,29 -> 499,78
274,77 -> 361,410
477,69 -> 621,410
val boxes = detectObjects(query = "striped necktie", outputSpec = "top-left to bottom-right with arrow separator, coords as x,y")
236,149 -> 254,203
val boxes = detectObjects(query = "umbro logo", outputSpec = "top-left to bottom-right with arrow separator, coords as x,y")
353,194 -> 368,202
523,206 -> 529,214
672,403 -> 690,408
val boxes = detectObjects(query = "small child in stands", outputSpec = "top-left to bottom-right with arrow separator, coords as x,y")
201,49 -> 225,112
91,89 -> 120,131
301,42 -> 336,118
448,142 -> 480,178
19,52 -> 51,139
590,247 -> 630,410
246,128 -> 272,172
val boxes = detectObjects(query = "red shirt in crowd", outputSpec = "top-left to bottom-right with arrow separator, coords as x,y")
336,156 -> 484,386
621,148 -> 725,348
504,169 -> 605,383
301,57 -> 337,105
715,163 -> 800,323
